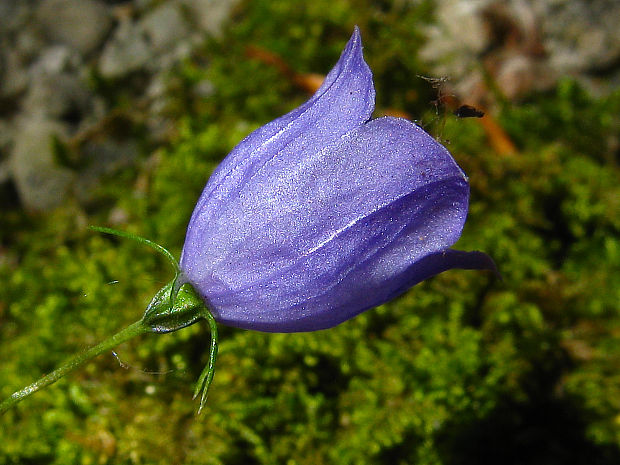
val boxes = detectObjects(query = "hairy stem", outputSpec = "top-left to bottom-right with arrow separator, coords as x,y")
0,321 -> 149,414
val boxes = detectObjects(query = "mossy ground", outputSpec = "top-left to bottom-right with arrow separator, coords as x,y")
1,1 -> 619,464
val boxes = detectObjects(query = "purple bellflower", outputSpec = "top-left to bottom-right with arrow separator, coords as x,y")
0,28 -> 495,416
179,27 -> 495,333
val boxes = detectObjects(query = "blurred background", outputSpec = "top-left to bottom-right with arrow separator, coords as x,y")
1,0 -> 619,463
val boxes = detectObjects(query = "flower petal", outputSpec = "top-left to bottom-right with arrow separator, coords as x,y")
182,117 -> 481,332
183,27 -> 375,253
272,249 -> 497,332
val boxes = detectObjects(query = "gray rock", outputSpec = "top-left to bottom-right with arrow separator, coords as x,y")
99,2 -> 193,78
140,2 -> 190,52
0,29 -> 47,98
2,0 -> 238,212
15,29 -> 48,63
23,72 -> 92,123
20,45 -> 91,125
420,0 -> 620,100
36,0 -> 113,55
10,117 -> 74,211
98,17 -> 153,78
536,0 -> 620,73
0,0 -> 36,35
179,0 -> 240,37
0,48 -> 28,98
29,45 -> 81,77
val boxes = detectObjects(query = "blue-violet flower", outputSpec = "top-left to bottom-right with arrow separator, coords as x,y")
179,27 -> 496,332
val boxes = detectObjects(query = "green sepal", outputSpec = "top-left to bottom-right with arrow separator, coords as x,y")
142,279 -> 219,413
142,280 -> 205,333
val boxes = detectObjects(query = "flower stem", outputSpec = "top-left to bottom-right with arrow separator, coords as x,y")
0,321 -> 149,414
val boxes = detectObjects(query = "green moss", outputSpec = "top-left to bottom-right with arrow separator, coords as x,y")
2,0 -> 620,463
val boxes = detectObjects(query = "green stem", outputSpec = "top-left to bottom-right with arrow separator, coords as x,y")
0,321 -> 149,414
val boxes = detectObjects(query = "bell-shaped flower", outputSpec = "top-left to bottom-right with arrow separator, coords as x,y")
180,27 -> 496,332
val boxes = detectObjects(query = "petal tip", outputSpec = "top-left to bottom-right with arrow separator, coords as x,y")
344,26 -> 364,56
455,250 -> 502,280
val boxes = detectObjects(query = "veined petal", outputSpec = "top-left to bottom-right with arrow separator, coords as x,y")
182,27 -> 375,259
183,117 -> 478,331
277,249 -> 498,331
